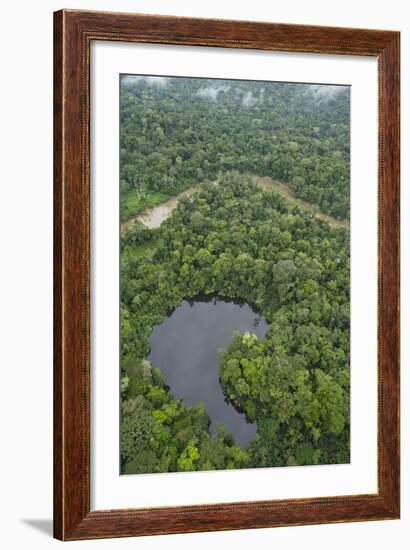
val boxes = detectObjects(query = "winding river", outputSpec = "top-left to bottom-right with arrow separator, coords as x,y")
135,186 -> 197,229
121,176 -> 349,232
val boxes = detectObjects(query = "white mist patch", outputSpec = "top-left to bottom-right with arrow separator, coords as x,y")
241,91 -> 258,107
121,75 -> 169,87
309,84 -> 346,104
196,84 -> 231,101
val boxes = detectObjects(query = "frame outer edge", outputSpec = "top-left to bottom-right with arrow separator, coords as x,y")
380,31 -> 400,517
53,9 -> 64,541
54,9 -> 92,540
53,9 -> 401,540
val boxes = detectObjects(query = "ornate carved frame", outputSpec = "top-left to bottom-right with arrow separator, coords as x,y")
54,9 -> 400,540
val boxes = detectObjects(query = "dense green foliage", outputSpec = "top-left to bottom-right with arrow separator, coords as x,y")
120,76 -> 350,221
120,172 -> 350,473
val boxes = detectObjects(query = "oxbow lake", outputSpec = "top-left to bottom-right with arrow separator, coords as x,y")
148,296 -> 269,447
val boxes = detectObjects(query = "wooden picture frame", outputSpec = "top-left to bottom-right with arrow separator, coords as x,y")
54,9 -> 400,540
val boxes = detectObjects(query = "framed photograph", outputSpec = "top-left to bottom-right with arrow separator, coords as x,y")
54,9 -> 400,540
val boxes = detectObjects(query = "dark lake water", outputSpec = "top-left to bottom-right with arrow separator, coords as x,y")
148,296 -> 269,447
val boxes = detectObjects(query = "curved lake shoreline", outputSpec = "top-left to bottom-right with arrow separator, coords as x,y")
148,295 -> 269,447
